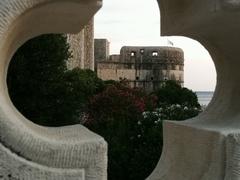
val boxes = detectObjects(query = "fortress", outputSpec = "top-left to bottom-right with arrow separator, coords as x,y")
66,22 -> 184,92
95,39 -> 184,92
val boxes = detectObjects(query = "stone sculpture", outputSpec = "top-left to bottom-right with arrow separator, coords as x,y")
0,0 -> 107,179
1,0 -> 240,179
147,0 -> 240,179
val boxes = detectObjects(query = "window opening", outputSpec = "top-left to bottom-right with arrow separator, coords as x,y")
152,51 -> 158,57
131,51 -> 136,57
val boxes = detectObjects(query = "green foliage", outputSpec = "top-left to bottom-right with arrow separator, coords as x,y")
63,68 -> 105,108
154,80 -> 200,108
85,82 -> 201,180
7,34 -> 103,126
7,34 -> 202,179
86,84 -> 159,180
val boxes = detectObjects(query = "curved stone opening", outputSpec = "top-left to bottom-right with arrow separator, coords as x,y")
146,1 -> 240,179
168,36 -> 216,108
1,0 -> 234,179
0,1 -> 107,179
94,0 -> 217,179
2,1 -> 100,127
1,1 -> 90,150
7,33 -> 80,127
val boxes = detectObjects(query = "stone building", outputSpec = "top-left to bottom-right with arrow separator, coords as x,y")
95,39 -> 184,92
67,18 -> 94,70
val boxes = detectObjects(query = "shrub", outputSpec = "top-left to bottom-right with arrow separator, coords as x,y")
85,83 -> 158,180
154,80 -> 200,108
86,82 -> 201,180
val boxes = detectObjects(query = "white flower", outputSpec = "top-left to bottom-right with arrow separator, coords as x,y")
137,121 -> 142,125
176,104 -> 181,108
156,107 -> 163,112
184,106 -> 188,110
142,111 -> 150,119
137,134 -> 141,138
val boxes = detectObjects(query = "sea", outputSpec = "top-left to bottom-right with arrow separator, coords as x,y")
195,91 -> 214,106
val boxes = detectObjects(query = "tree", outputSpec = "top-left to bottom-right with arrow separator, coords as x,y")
61,68 -> 105,123
7,34 -> 103,126
85,83 -> 158,180
85,82 -> 201,180
154,80 -> 200,108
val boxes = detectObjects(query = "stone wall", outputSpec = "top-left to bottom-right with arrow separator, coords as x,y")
96,46 -> 184,92
84,19 -> 94,70
94,39 -> 110,62
67,18 -> 94,70
67,30 -> 85,69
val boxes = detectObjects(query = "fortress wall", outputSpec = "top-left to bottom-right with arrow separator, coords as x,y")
97,62 -> 184,91
67,18 -> 94,70
96,46 -> 184,91
67,30 -> 85,69
83,18 -> 94,70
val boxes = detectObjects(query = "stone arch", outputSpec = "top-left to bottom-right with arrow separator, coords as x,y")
0,0 -> 107,179
148,0 -> 240,179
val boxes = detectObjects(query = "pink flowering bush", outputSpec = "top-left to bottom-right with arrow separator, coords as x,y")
86,83 -> 155,126
85,83 -> 158,180
85,81 -> 201,180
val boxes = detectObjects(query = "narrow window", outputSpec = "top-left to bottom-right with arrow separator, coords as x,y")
130,51 -> 136,57
152,51 -> 158,57
136,76 -> 139,80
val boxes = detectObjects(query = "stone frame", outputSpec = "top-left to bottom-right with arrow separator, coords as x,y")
0,0 -> 107,179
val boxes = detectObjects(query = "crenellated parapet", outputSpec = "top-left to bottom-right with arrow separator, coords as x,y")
120,46 -> 184,65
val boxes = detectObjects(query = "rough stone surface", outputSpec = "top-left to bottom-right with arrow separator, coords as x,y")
94,39 -> 110,62
67,18 -> 94,71
0,0 -> 107,179
67,30 -> 85,70
0,142 -> 85,180
147,0 -> 240,180
83,18 -> 94,70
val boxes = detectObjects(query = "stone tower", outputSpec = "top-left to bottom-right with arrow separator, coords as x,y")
95,41 -> 184,92
94,39 -> 110,70
67,18 -> 94,70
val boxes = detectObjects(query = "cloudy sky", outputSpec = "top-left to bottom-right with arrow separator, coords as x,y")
94,0 -> 216,91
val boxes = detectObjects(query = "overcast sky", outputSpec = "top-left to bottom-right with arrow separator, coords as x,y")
94,0 -> 216,91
